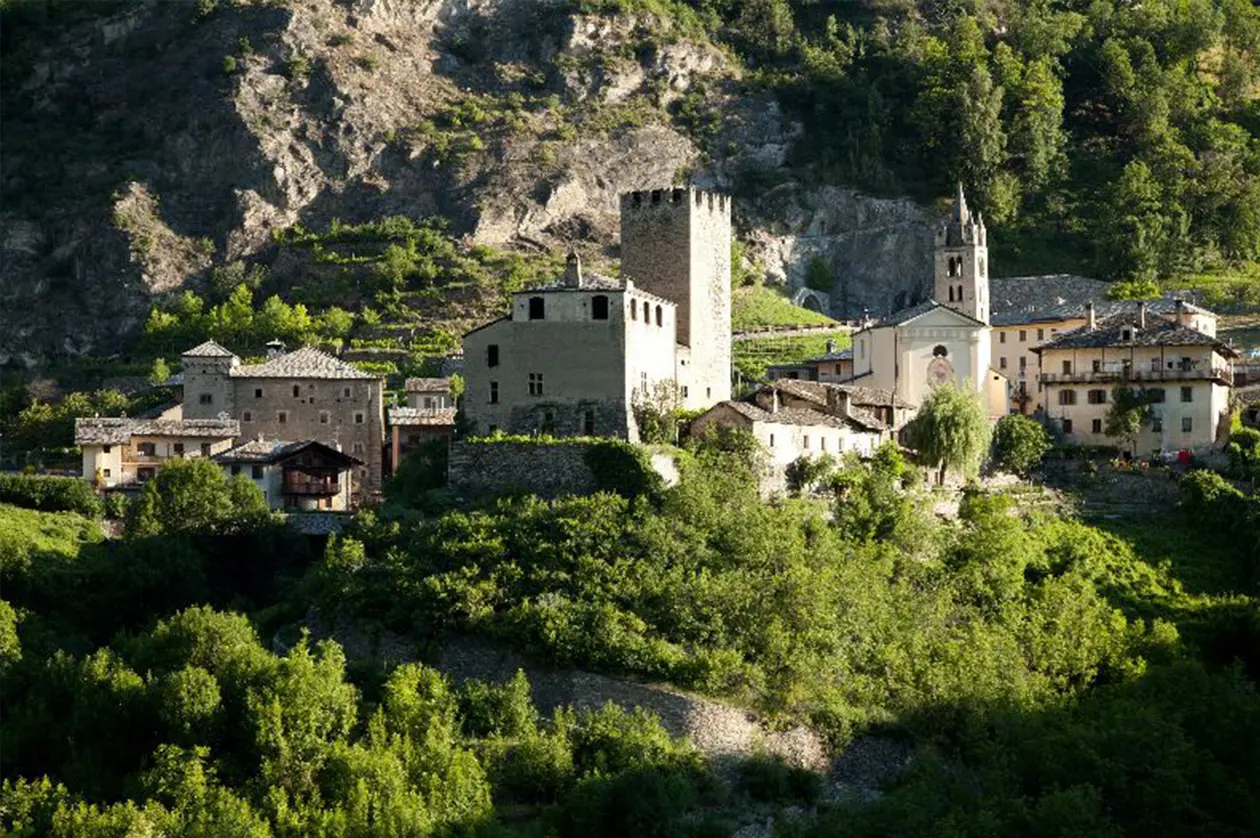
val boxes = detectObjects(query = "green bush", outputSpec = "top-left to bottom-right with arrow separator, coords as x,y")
991,413 -> 1052,476
0,474 -> 101,516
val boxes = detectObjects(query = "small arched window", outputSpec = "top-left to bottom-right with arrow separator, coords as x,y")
933,344 -> 949,357
631,299 -> 638,320
487,344 -> 500,368
643,300 -> 650,322
655,305 -> 663,326
948,286 -> 955,302
528,296 -> 545,320
591,295 -> 609,320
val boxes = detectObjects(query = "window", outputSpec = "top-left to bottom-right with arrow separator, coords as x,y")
423,397 -> 434,409
138,442 -> 156,457
1092,418 -> 1103,434
138,467 -> 155,482
804,435 -> 811,450
252,465 -> 264,479
354,412 -> 365,424
487,344 -> 500,367
255,388 -> 263,398
1058,389 -> 1077,406
1092,360 -> 1101,372
1062,360 -> 1072,374
631,300 -> 637,320
1019,357 -> 1027,370
999,332 -> 1006,344
343,387 -> 351,398
173,443 -> 185,456
243,410 -> 252,422
583,411 -> 596,435
352,442 -> 365,454
642,300 -> 651,322
1151,358 -> 1161,371
1182,416 -> 1193,433
320,411 -> 330,424
1063,419 -> 1073,434
528,296 -> 545,320
1152,416 -> 1163,432
1122,329 -> 1132,341
655,305 -> 663,326
201,443 -> 211,457
293,385 -> 301,398
231,465 -> 241,476
821,437 -> 828,452
277,411 -> 287,424
1181,386 -> 1193,403
1019,330 -> 1027,342
1088,389 -> 1107,404
1147,388 -> 1166,403
103,468 -> 111,478
769,433 -> 775,448
528,373 -> 543,396
933,344 -> 949,357
640,372 -> 648,394
489,381 -> 499,404
681,386 -> 688,398
199,393 -> 213,405
541,411 -> 555,435
103,445 -> 111,454
999,357 -> 1007,370
488,425 -> 498,434
592,296 -> 609,320
1037,329 -> 1044,341
948,286 -> 955,302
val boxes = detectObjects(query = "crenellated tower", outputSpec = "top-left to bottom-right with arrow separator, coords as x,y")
934,184 -> 989,324
619,187 -> 732,409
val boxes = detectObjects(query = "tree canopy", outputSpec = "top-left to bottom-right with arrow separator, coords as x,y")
906,383 -> 992,484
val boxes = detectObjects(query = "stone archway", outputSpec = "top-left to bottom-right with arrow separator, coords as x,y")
791,287 -> 830,316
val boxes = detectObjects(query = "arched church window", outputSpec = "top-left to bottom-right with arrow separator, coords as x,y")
655,305 -> 663,326
933,345 -> 949,357
948,286 -> 955,302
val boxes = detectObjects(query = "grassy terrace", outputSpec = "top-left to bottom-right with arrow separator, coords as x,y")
733,333 -> 851,383
731,285 -> 837,331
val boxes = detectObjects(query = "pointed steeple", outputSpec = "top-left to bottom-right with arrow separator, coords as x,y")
952,182 -> 969,224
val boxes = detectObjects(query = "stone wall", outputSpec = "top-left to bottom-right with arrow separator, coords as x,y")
448,441 -> 600,499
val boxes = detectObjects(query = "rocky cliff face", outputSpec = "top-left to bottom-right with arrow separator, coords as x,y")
1,0 -> 937,366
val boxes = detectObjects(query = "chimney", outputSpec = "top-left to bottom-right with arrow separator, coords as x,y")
1086,302 -> 1096,330
771,389 -> 779,414
265,339 -> 286,359
564,248 -> 582,288
826,338 -> 836,354
1175,298 -> 1187,327
1137,300 -> 1147,329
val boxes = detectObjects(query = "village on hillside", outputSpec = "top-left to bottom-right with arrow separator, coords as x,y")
59,184 -> 1259,508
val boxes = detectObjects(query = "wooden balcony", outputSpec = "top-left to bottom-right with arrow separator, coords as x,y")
283,468 -> 341,496
1039,364 -> 1233,386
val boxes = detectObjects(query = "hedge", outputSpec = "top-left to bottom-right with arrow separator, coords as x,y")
0,474 -> 102,517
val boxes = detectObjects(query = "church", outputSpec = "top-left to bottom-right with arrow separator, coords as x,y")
849,185 -> 1009,417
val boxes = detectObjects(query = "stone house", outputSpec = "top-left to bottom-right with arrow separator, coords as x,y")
76,416 -> 239,488
766,341 -> 854,383
214,439 -> 360,511
180,340 -> 385,496
387,377 -> 458,474
1034,304 -> 1238,454
461,187 -> 733,441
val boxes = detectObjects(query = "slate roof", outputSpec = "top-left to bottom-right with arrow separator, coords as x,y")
990,275 -> 1111,315
234,347 -> 377,380
991,296 -> 1214,327
870,300 -> 986,329
528,272 -> 625,292
389,407 -> 458,427
213,438 -> 362,466
768,378 -> 913,409
712,401 -> 884,433
1034,312 -> 1240,356
182,340 -> 238,358
405,377 -> 451,393
75,417 -> 240,445
805,347 -> 853,363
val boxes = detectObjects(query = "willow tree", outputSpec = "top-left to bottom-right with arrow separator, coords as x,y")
907,383 -> 992,485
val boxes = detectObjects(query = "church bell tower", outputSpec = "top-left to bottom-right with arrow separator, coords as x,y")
934,184 -> 989,325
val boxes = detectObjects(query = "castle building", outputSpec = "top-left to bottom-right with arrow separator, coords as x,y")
461,187 -> 732,439
180,341 -> 385,496
849,186 -> 1008,417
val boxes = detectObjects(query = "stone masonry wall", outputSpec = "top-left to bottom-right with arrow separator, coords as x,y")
448,441 -> 600,499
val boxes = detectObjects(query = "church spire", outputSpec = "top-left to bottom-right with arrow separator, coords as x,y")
952,182 -> 969,225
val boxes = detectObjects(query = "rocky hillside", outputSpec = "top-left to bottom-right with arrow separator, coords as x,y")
0,0 -> 934,366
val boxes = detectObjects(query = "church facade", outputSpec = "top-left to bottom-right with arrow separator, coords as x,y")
849,186 -> 1009,417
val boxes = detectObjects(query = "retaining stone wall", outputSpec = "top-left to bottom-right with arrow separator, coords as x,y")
448,441 -> 600,499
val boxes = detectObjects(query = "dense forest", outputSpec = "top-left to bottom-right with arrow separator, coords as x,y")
3,440 -> 1259,835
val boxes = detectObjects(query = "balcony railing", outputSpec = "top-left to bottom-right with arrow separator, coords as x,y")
1040,365 -> 1233,386
283,470 -> 340,496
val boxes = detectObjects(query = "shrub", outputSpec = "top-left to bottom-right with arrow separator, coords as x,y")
0,474 -> 102,516
991,413 -> 1052,476
584,440 -> 663,499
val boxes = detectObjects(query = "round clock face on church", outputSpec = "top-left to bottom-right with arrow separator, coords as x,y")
928,346 -> 954,386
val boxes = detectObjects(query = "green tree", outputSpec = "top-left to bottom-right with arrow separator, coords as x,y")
1105,387 -> 1152,453
126,458 -> 270,537
1101,160 -> 1171,283
907,383 -> 992,484
991,413 -> 1052,476
147,357 -> 171,387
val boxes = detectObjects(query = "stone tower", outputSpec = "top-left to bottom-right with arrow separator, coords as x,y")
181,340 -> 239,420
619,187 -> 732,409
934,184 -> 989,324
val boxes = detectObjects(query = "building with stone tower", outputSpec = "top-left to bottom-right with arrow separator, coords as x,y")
620,187 -> 733,410
461,186 -> 732,439
850,186 -> 1008,417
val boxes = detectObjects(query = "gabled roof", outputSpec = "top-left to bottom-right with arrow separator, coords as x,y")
234,347 -> 377,380
990,297 -> 1215,328
389,407 -> 457,427
405,377 -> 451,393
527,272 -> 625,292
182,340 -> 238,358
989,275 -> 1110,316
705,400 -> 883,433
767,378 -> 913,409
75,417 -> 240,445
1034,312 -> 1239,357
805,347 -> 853,363
869,300 -> 986,329
213,438 -> 362,466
